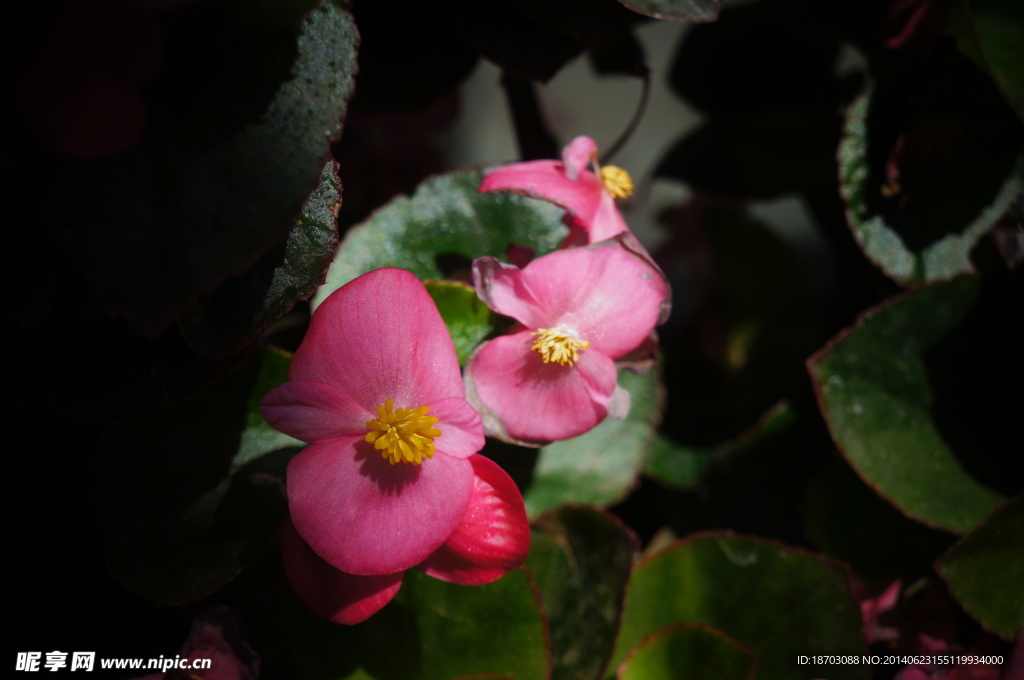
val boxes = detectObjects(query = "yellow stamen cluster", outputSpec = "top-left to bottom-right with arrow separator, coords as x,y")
599,165 -> 634,199
365,398 -> 441,465
531,328 -> 591,367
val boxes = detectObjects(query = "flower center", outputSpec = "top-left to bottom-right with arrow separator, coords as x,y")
364,398 -> 441,466
531,327 -> 591,367
599,166 -> 633,199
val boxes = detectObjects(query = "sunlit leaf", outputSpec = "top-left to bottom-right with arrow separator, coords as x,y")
611,533 -> 866,680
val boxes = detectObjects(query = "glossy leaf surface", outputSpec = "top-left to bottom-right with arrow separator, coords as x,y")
808,277 -> 1005,533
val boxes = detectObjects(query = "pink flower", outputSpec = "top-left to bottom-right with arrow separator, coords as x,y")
480,135 -> 634,245
466,234 -> 670,444
260,268 -> 530,624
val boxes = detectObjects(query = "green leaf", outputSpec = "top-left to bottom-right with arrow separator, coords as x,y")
937,495 -> 1024,640
808,277 -> 1005,533
180,159 -> 342,359
95,347 -> 300,604
805,461 -> 956,582
396,570 -> 549,680
524,368 -> 664,518
610,534 -> 867,680
838,83 -> 1024,285
43,0 -> 358,335
971,0 -> 1024,122
313,169 -> 567,307
616,0 -> 721,22
528,507 -> 639,680
424,280 -> 495,366
617,623 -> 756,680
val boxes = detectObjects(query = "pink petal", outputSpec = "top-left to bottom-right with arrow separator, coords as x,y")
472,256 -> 550,329
280,520 -> 403,625
288,268 -> 464,410
287,439 -> 475,575
466,331 -> 618,443
562,135 -> 598,180
420,454 -> 530,585
259,380 -> 370,443
428,397 -> 485,459
507,237 -> 670,358
480,160 -> 627,239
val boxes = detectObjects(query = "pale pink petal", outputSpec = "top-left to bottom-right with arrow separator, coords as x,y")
562,135 -> 598,180
280,520 -> 403,625
259,380 -> 370,443
288,268 -> 464,410
467,332 -> 618,443
287,439 -> 475,575
472,256 -> 550,328
515,237 -> 669,358
428,397 -> 485,459
420,455 -> 530,585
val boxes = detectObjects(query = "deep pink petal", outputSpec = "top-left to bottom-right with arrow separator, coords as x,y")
584,190 -> 631,242
280,520 -> 403,625
467,332 -> 618,443
480,161 -> 616,233
287,439 -> 475,575
288,268 -> 464,410
428,397 -> 485,459
515,237 -> 669,358
562,135 -> 598,180
420,455 -> 530,585
259,380 -> 370,443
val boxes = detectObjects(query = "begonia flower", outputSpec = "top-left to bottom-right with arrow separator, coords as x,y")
466,234 -> 670,444
260,267 -> 530,625
480,135 -> 634,245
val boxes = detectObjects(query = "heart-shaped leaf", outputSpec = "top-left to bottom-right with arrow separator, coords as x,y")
610,533 -> 867,680
839,78 -> 1024,285
314,169 -> 566,308
808,277 -> 1005,533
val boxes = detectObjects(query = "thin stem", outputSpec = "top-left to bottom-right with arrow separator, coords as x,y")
501,71 -> 559,161
601,67 -> 651,165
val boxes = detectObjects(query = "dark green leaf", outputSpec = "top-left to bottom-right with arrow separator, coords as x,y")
610,534 -> 867,680
42,0 -> 357,335
424,280 -> 496,366
617,623 -> 756,680
315,169 -> 566,306
805,461 -> 956,582
808,277 -> 1005,533
937,495 -> 1024,640
395,570 -> 549,680
528,507 -> 639,680
95,347 -> 300,604
838,78 -> 1024,285
524,368 -> 663,518
180,159 -> 341,359
971,0 -> 1024,122
617,0 -> 721,22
